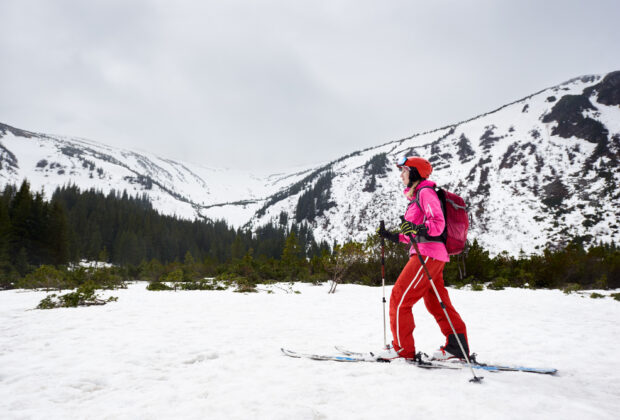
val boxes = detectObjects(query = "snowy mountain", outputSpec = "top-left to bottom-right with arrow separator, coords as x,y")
1,71 -> 619,255
0,122 -> 311,227
246,71 -> 620,255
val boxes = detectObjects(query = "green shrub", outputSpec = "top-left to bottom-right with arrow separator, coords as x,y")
563,283 -> 582,294
161,269 -> 183,283
594,274 -> 608,290
450,275 -> 474,290
217,274 -> 257,293
180,279 -> 227,291
17,265 -> 68,291
90,268 -> 125,289
59,291 -> 86,307
146,281 -> 173,291
36,282 -> 117,309
470,282 -> 484,291
66,266 -> 88,287
308,273 -> 327,286
611,293 -> 620,301
590,292 -> 605,299
234,277 -> 257,293
58,282 -> 96,306
0,270 -> 21,291
36,295 -> 58,309
488,277 -> 510,290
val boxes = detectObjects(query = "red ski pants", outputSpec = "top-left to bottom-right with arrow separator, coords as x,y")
389,255 -> 467,358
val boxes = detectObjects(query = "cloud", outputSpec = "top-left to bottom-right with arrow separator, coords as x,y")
1,0 -> 619,172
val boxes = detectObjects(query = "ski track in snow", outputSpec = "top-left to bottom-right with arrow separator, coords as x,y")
1,283 -> 619,420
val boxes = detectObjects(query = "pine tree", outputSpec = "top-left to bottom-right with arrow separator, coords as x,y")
98,247 -> 109,265
15,247 -> 30,277
281,231 -> 304,281
183,251 -> 198,281
29,191 -> 49,265
463,239 -> 492,284
0,196 -> 13,288
9,181 -> 33,264
231,235 -> 245,260
47,200 -> 70,265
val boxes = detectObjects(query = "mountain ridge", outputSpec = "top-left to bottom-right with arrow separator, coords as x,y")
244,71 -> 619,255
1,71 -> 619,256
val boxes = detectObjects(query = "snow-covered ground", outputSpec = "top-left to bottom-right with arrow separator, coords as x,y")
1,283 -> 619,420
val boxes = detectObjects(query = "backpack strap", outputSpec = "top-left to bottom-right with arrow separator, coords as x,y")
405,186 -> 447,244
408,186 -> 434,222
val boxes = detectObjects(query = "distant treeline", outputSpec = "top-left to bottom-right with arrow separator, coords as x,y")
448,239 -> 618,290
0,181 -> 329,287
1,180 -> 618,291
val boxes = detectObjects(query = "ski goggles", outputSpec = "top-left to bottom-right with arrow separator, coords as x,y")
397,156 -> 409,168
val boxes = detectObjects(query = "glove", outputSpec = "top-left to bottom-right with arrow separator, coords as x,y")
376,224 -> 399,243
399,220 -> 427,236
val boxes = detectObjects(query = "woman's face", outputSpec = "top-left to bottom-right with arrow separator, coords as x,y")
400,167 -> 410,186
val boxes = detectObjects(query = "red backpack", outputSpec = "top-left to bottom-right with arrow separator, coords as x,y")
412,186 -> 469,255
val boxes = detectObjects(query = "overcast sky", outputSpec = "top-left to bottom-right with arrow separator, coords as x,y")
1,0 -> 619,173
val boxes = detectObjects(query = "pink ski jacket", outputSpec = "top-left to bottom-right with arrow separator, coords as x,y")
398,180 -> 449,262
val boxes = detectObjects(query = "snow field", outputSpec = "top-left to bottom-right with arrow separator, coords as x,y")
1,283 -> 619,420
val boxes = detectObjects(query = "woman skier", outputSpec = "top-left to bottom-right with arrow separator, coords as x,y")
376,156 -> 469,361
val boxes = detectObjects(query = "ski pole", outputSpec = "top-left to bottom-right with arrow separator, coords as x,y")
401,217 -> 482,383
380,220 -> 387,348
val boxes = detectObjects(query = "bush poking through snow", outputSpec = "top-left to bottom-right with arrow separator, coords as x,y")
36,282 -> 118,309
229,276 -> 258,293
146,277 -> 229,291
145,276 -> 253,292
594,275 -> 608,290
611,293 -> 620,301
487,277 -> 510,290
161,269 -> 183,284
470,282 -> 485,291
180,279 -> 227,291
563,283 -> 582,294
88,267 -> 125,290
16,265 -> 125,291
590,292 -> 605,299
146,281 -> 173,291
18,265 -> 66,291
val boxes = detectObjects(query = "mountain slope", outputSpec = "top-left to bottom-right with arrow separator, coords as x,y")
246,71 -> 620,255
1,71 -> 619,255
0,123 -> 311,227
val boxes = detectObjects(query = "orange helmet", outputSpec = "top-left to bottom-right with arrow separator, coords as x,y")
396,156 -> 433,179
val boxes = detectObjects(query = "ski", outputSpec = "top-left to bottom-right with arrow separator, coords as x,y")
281,348 -> 460,370
335,346 -> 557,375
282,348 -> 373,362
